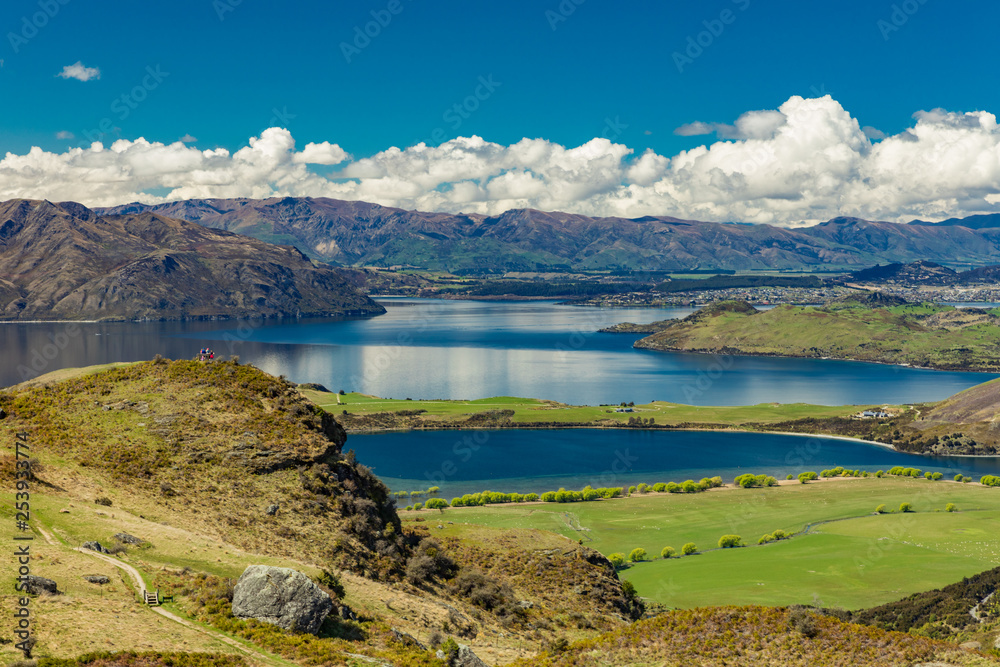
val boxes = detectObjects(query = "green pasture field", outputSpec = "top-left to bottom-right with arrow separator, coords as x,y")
303,390 -> 884,427
416,477 -> 1000,610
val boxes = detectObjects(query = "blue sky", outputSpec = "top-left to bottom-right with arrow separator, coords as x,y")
2,0 -> 992,156
2,0 -> 1000,224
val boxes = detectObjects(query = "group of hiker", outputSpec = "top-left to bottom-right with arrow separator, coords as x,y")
199,347 -> 215,361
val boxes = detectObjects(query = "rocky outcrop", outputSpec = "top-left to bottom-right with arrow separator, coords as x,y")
22,575 -> 58,595
113,533 -> 145,545
436,644 -> 490,667
232,565 -> 333,635
81,541 -> 110,554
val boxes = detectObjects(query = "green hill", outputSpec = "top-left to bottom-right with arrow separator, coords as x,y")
626,298 -> 1000,371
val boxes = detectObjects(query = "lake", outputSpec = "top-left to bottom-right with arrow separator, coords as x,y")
349,428 -> 1000,497
2,298 -> 996,406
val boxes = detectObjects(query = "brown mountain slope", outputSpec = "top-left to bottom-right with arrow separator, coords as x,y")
96,197 -> 1000,271
0,199 -> 385,321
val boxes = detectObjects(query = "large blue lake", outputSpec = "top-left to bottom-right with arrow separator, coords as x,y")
349,429 -> 1000,497
3,298 -> 996,406
4,298 -> 999,491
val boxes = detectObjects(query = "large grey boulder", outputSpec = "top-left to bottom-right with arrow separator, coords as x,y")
232,565 -> 333,635
22,575 -> 58,596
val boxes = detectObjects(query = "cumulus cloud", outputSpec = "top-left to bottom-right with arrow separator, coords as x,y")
4,95 -> 1000,225
862,126 -> 886,141
179,134 -> 197,143
56,61 -> 100,82
55,131 -> 74,140
674,110 -> 786,140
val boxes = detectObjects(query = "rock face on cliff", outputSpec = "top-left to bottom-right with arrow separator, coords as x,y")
232,565 -> 333,635
0,198 -> 385,321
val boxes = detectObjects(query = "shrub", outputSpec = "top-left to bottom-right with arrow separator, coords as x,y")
718,534 -> 743,549
758,534 -> 775,545
786,474 -> 793,480
681,542 -> 697,555
899,502 -> 913,513
875,504 -> 887,514
798,471 -> 818,484
317,570 -> 345,599
425,498 -> 447,510
734,473 -> 777,488
945,503 -> 957,512
94,496 -> 113,507
660,546 -> 675,559
981,475 -> 1000,487
788,606 -> 819,638
628,547 -> 647,562
772,529 -> 789,540
628,485 -> 637,494
652,482 -> 667,492
450,570 -> 515,612
608,553 -> 625,568
954,473 -> 963,482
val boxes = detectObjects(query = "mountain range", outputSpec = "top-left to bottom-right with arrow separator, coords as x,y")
97,197 -> 1000,272
845,259 -> 1000,285
0,199 -> 384,321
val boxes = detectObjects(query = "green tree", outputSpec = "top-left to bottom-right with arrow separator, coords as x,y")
875,504 -> 887,514
682,542 -> 697,555
945,503 -> 957,512
608,553 -> 626,568
628,547 -> 647,562
660,546 -> 675,559
899,502 -> 913,513
425,498 -> 447,510
718,534 -> 743,549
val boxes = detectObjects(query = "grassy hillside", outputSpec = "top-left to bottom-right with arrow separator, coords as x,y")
505,605 -> 999,667
0,360 -> 648,665
422,477 -> 1000,610
4,360 -> 999,665
623,298 -> 1000,372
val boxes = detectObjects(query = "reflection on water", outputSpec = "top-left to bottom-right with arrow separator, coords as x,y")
1,299 -> 996,406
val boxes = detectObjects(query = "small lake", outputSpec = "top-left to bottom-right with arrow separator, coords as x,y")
349,429 -> 1000,497
1,298 -> 996,406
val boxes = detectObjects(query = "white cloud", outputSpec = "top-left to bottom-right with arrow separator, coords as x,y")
55,131 -> 74,140
862,126 -> 886,141
56,61 -> 100,82
5,95 -> 1000,225
179,134 -> 197,143
292,141 -> 350,165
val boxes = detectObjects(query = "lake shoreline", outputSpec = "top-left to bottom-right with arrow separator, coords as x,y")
342,421 -> 1000,460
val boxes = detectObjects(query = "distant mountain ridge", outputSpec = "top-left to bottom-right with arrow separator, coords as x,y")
0,199 -> 384,321
846,260 -> 1000,285
96,197 -> 1000,272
